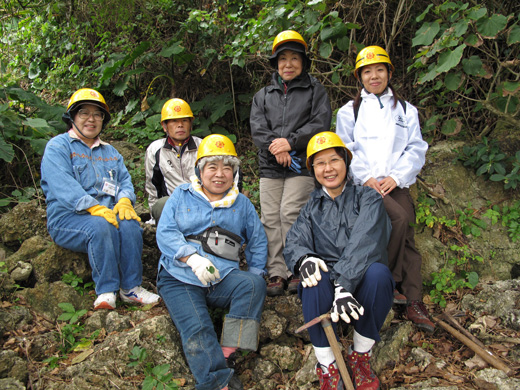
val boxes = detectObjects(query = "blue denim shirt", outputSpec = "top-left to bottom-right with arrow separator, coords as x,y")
157,183 -> 267,287
40,132 -> 136,227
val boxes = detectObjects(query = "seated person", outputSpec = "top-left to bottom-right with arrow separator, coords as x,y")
156,134 -> 267,390
145,98 -> 202,222
284,132 -> 394,390
40,88 -> 160,310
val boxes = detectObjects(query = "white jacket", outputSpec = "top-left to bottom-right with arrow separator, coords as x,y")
336,89 -> 428,188
145,136 -> 202,209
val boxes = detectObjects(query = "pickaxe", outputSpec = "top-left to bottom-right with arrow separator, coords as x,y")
296,313 -> 355,390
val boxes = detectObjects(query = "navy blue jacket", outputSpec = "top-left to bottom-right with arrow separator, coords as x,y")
284,183 -> 391,293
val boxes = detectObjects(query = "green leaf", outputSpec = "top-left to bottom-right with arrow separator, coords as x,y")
412,21 -> 440,47
113,74 -> 131,96
467,272 -> 479,288
441,118 -> 457,135
124,41 -> 151,67
436,44 -> 466,74
416,4 -> 434,22
160,41 -> 185,57
507,24 -> 520,45
0,137 -> 17,163
462,55 -> 483,76
320,22 -> 348,41
467,7 -> 487,21
319,42 -> 333,58
445,72 -> 462,91
453,19 -> 469,37
476,14 -> 508,38
58,302 -> 75,313
336,36 -> 350,51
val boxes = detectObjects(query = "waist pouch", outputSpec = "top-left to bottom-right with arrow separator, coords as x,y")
187,226 -> 242,262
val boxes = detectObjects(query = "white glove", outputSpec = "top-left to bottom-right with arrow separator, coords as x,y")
331,284 -> 364,323
299,257 -> 328,288
186,254 -> 220,286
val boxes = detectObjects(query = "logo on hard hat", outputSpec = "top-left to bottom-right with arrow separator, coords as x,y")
215,141 -> 225,148
90,91 -> 98,97
174,105 -> 182,112
316,136 -> 326,145
366,52 -> 375,60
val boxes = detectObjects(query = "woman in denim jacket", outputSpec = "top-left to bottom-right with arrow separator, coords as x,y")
40,88 -> 160,310
156,134 -> 267,390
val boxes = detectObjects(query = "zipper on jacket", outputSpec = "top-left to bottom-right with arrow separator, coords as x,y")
281,80 -> 288,137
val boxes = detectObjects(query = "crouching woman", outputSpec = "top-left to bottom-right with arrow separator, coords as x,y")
156,134 -> 267,390
284,132 -> 394,390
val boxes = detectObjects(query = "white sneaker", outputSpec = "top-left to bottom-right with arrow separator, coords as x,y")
119,286 -> 161,305
94,292 -> 117,310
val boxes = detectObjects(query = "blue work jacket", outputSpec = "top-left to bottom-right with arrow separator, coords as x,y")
40,131 -> 136,228
156,183 -> 267,287
284,183 -> 391,293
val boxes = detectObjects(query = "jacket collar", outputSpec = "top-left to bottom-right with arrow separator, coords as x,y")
268,71 -> 311,92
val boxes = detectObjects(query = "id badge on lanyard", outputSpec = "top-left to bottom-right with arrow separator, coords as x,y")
102,169 -> 119,197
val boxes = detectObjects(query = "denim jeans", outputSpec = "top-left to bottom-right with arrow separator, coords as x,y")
299,262 -> 394,347
157,267 -> 266,390
48,213 -> 143,294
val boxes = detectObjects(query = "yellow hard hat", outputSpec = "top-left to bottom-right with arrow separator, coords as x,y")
63,88 -> 111,127
272,30 -> 308,54
354,46 -> 394,79
306,131 -> 353,170
196,134 -> 237,165
161,98 -> 194,122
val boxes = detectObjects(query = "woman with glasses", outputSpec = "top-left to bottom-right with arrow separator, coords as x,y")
284,132 -> 394,390
40,88 -> 160,310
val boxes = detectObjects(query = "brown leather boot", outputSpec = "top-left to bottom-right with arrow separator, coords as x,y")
406,300 -> 435,333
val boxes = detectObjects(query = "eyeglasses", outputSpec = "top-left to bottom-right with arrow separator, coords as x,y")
77,109 -> 105,121
312,157 -> 344,169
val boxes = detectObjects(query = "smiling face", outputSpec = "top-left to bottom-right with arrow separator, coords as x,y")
72,104 -> 104,146
162,117 -> 192,144
360,63 -> 392,95
312,148 -> 347,199
200,159 -> 234,201
277,49 -> 303,82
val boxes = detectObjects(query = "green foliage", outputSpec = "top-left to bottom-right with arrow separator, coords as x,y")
61,272 -> 95,296
57,302 -> 87,324
427,244 -> 482,307
410,2 -> 520,140
0,261 -> 7,273
459,138 -> 520,190
128,346 -> 179,390
494,200 -> 520,242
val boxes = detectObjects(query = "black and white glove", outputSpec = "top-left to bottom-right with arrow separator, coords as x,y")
299,257 -> 328,288
331,283 -> 364,323
186,254 -> 220,286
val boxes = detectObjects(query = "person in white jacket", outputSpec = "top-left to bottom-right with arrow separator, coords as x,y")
336,45 -> 434,333
145,98 -> 202,223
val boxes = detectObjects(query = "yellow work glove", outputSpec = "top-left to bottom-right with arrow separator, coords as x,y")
112,197 -> 141,222
86,205 -> 119,228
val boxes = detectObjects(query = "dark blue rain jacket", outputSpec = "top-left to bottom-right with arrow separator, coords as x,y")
284,183 -> 391,293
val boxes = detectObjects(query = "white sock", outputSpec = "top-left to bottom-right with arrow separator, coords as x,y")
353,330 -> 375,353
313,346 -> 335,372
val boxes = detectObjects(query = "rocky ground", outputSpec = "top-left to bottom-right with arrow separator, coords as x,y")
1,137 -> 520,389
0,201 -> 519,389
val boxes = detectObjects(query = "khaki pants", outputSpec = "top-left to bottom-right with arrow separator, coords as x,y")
383,187 -> 423,301
260,176 -> 315,279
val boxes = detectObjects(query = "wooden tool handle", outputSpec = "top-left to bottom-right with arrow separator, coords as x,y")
322,318 -> 355,390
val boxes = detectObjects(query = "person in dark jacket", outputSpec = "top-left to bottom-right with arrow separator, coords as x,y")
250,30 -> 332,296
284,132 -> 394,390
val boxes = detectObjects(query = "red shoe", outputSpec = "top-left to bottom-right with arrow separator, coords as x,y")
406,300 -> 435,333
316,362 -> 344,390
347,349 -> 380,390
287,276 -> 300,294
393,289 -> 407,305
266,276 -> 287,297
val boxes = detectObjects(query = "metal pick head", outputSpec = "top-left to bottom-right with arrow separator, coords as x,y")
295,313 -> 331,333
